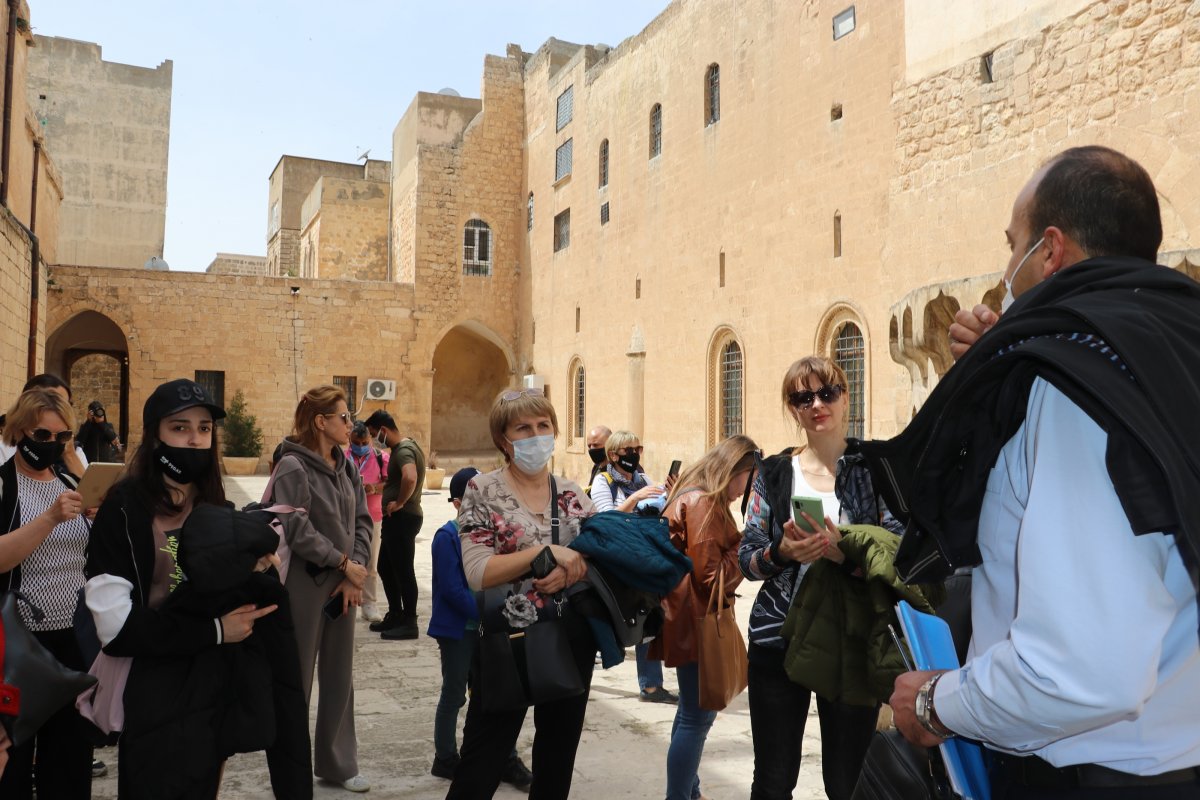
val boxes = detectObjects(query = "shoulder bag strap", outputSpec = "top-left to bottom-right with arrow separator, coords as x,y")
549,476 -> 560,545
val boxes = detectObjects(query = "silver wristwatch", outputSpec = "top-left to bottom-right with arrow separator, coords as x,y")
915,673 -> 954,738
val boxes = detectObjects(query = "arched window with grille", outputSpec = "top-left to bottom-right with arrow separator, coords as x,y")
649,104 -> 662,159
463,219 -> 492,276
599,139 -> 609,188
832,322 -> 865,439
568,358 -> 586,444
720,340 -> 743,439
706,328 -> 745,445
705,64 -> 720,125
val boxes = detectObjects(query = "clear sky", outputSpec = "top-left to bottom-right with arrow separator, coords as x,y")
31,1 -> 668,271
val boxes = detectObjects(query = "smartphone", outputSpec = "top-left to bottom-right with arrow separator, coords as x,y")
322,593 -> 345,621
668,460 -> 682,479
791,496 -> 826,534
75,462 -> 125,509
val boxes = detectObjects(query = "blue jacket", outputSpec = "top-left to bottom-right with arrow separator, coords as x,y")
569,510 -> 692,595
427,520 -> 478,639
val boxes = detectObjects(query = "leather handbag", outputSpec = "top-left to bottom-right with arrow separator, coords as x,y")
695,563 -> 748,711
851,728 -> 956,800
1,592 -> 97,746
477,477 -> 584,713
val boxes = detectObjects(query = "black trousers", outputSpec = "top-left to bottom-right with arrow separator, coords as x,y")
445,614 -> 596,800
992,764 -> 1200,800
0,628 -> 94,800
747,645 -> 879,800
379,510 -> 422,621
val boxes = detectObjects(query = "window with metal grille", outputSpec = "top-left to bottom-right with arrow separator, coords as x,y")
720,341 -> 743,439
649,104 -> 662,159
527,192 -> 534,232
572,364 -> 586,442
463,219 -> 492,275
705,64 -> 720,125
555,138 -> 573,182
333,376 -> 358,415
194,370 -> 225,414
554,209 -> 571,252
600,202 -> 610,225
599,139 -> 609,188
556,85 -> 574,131
833,322 -> 865,438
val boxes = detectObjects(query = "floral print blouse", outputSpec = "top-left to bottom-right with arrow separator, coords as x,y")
458,468 -> 594,597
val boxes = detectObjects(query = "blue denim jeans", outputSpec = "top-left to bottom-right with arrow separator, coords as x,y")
435,635 -> 476,759
636,641 -> 664,691
665,661 -> 717,800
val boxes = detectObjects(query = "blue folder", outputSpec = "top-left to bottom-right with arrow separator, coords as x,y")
895,600 -> 991,800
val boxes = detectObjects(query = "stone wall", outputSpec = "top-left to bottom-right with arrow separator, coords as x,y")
267,156 -> 366,278
27,35 -> 171,269
46,267 -> 423,467
68,352 -> 122,435
0,209 -> 44,405
299,176 -> 389,281
206,253 -> 268,276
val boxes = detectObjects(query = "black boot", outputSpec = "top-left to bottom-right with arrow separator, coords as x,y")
380,617 -> 419,640
368,613 -> 395,633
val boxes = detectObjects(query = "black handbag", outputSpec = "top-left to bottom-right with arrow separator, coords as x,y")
477,477 -> 584,713
851,728 -> 957,800
1,591 -> 97,746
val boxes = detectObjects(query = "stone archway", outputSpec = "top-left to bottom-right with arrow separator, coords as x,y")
46,310 -> 130,448
430,325 -> 512,465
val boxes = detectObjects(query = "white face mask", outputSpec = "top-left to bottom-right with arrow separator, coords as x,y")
509,434 -> 555,475
1001,236 -> 1045,313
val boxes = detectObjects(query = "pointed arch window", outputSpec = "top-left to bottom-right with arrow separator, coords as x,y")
705,64 -> 720,125
720,340 -> 743,439
833,322 -> 865,438
568,359 -> 586,444
599,139 -> 609,188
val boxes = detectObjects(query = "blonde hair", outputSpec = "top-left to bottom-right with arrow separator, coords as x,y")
4,389 -> 76,446
665,434 -> 759,531
293,384 -> 347,452
604,429 -> 640,456
488,389 -> 559,461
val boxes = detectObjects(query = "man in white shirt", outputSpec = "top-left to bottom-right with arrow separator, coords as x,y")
891,147 -> 1200,797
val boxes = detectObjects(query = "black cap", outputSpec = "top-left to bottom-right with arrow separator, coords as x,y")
448,467 -> 480,502
143,379 -> 226,431
364,410 -> 395,431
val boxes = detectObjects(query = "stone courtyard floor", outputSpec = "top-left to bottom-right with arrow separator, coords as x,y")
90,475 -> 828,799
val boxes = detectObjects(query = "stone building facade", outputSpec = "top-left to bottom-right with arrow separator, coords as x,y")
26,35 -> 171,270
28,0 -> 1200,478
206,253 -> 268,276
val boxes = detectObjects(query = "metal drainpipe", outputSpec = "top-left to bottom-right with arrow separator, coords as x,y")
1,0 -> 16,207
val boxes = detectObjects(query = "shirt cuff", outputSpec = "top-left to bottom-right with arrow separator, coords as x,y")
929,666 -> 969,737
214,618 -> 224,645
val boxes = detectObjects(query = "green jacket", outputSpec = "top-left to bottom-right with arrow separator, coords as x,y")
780,525 -> 942,706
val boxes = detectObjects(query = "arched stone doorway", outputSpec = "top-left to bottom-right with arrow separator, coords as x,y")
431,324 -> 512,467
45,310 -> 130,449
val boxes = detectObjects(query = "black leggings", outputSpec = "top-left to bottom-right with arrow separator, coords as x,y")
379,510 -> 422,620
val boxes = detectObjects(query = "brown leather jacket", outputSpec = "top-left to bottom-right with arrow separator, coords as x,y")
648,490 -> 744,667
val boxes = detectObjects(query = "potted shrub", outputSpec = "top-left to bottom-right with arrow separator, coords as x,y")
424,450 -> 446,490
222,390 -> 264,475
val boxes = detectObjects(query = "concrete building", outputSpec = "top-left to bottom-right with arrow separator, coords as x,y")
26,35 -> 171,270
33,0 -> 1200,477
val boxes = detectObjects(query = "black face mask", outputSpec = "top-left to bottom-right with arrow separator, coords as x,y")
616,452 -> 641,473
588,447 -> 607,465
153,444 -> 211,485
18,437 -> 64,471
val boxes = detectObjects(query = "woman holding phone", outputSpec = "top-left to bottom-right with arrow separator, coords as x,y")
737,356 -> 904,800
272,384 -> 373,793
0,389 -> 91,799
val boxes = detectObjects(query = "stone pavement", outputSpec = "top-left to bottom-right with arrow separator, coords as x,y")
91,476 -> 828,799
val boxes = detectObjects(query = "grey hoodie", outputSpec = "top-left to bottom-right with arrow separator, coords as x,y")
273,438 -> 372,571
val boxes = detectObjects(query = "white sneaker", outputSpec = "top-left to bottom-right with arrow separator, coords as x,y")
360,603 -> 383,623
341,774 -> 371,793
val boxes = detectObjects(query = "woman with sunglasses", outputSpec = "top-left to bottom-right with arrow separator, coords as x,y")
272,384 -> 373,793
446,388 -> 595,800
0,389 -> 91,799
737,356 -> 903,800
651,434 -> 759,800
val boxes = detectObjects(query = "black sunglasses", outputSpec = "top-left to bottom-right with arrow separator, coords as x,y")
30,428 -> 73,444
787,384 -> 845,410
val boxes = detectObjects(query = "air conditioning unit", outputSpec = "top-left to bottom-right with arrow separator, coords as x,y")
365,378 -> 396,401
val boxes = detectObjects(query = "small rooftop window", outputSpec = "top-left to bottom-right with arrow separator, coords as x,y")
833,6 -> 856,40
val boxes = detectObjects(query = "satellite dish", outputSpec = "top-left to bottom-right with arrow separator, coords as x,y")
144,256 -> 169,271
437,87 -> 461,97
